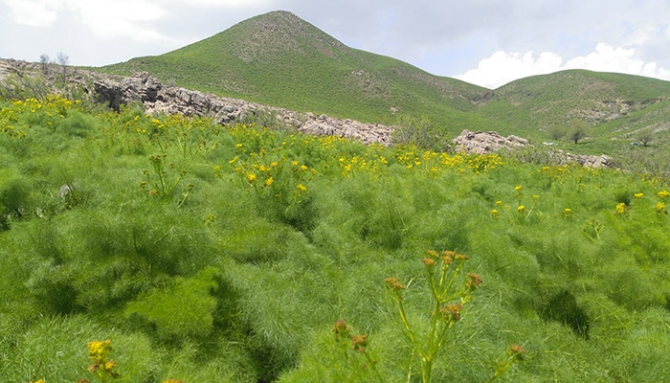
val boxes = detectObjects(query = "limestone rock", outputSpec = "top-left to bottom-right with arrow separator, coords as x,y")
452,129 -> 529,154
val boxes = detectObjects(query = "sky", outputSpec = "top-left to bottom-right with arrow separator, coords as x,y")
1,0 -> 670,89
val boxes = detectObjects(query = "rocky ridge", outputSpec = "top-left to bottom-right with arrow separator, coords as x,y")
452,129 -> 613,168
1,58 -> 612,167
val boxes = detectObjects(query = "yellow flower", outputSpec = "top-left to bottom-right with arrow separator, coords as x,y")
615,202 -> 627,215
517,205 -> 525,213
495,200 -> 503,207
299,164 -> 308,171
656,202 -> 665,213
658,190 -> 670,199
491,209 -> 499,219
265,177 -> 274,186
291,161 -> 299,166
634,193 -> 644,199
297,183 -> 307,192
563,208 -> 572,218
235,143 -> 243,149
514,185 -> 522,192
247,173 -> 257,182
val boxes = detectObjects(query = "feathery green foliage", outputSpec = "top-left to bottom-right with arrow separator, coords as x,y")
1,95 -> 670,382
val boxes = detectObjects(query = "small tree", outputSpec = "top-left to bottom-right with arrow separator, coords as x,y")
39,54 -> 50,74
636,131 -> 653,147
567,119 -> 589,144
547,125 -> 566,141
56,51 -> 69,83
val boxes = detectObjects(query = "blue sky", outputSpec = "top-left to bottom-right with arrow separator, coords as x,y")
1,0 -> 669,89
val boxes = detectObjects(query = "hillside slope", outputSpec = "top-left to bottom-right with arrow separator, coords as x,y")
103,10 -> 500,133
476,70 -> 670,141
96,10 -> 670,155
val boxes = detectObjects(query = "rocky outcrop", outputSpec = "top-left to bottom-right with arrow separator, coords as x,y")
452,129 -> 613,168
0,58 -> 620,163
0,59 -> 393,145
452,129 -> 529,154
93,71 -> 392,144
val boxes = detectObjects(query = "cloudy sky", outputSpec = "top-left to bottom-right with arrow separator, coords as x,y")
1,0 -> 670,89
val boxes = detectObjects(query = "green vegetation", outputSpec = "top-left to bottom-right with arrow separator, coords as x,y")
96,11 -> 670,161
100,11 -> 503,134
2,95 -> 670,382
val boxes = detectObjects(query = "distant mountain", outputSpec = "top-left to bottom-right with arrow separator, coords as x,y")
101,10 -> 670,154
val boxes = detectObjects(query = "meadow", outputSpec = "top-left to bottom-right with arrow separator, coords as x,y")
1,96 -> 670,382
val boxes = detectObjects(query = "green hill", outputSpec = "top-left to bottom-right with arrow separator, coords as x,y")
102,10 -> 503,133
477,70 -> 670,142
100,11 -> 670,155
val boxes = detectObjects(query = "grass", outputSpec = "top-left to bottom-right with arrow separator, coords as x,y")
94,11 -> 670,160
1,95 -> 670,381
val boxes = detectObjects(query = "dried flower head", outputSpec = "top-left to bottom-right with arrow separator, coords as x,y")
351,334 -> 368,353
466,273 -> 483,290
440,304 -> 462,321
508,344 -> 526,361
384,277 -> 406,292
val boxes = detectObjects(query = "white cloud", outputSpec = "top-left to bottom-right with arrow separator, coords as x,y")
4,0 -> 176,45
5,0 -> 62,27
457,43 -> 670,89
70,0 -> 173,44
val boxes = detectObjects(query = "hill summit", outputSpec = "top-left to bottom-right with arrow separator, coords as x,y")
103,10 -> 495,131
101,10 -> 670,154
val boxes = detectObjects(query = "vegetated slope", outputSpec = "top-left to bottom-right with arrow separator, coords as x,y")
475,70 -> 670,142
99,10 -> 670,156
102,10 -> 502,132
2,97 -> 670,382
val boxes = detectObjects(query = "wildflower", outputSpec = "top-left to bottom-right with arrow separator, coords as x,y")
634,193 -> 644,199
440,304 -> 462,321
422,257 -> 437,267
508,344 -> 526,361
658,190 -> 670,199
384,277 -> 406,292
351,334 -> 368,353
213,165 -> 221,172
299,164 -> 308,171
247,173 -> 257,182
532,195 -> 539,202
517,205 -> 526,213
466,273 -> 483,290
441,251 -> 455,265
297,183 -> 307,192
656,202 -> 665,213
491,209 -> 499,219
264,177 -> 274,187
496,200 -> 503,207
291,161 -> 299,166
235,143 -> 243,149
425,250 -> 439,258
514,185 -> 522,192
615,202 -> 627,215
333,319 -> 351,338
563,208 -> 572,218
